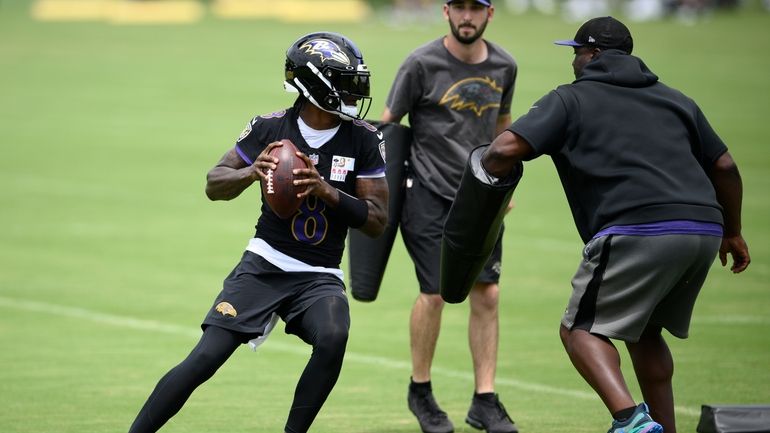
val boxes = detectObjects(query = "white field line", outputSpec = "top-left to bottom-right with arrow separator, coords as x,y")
0,296 -> 733,417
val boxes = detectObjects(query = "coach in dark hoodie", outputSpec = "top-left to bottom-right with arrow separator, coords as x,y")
440,16 -> 750,433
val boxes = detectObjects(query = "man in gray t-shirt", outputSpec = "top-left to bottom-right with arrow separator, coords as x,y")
381,2 -> 518,433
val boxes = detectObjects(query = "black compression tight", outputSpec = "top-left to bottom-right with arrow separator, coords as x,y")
284,295 -> 350,433
127,295 -> 349,433
127,325 -> 241,433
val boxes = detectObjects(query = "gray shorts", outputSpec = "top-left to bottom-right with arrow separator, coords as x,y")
562,234 -> 720,342
401,175 -> 503,295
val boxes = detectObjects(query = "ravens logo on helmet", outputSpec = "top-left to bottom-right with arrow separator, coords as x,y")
284,32 -> 372,121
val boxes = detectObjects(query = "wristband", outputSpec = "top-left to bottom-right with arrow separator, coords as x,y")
336,189 -> 368,228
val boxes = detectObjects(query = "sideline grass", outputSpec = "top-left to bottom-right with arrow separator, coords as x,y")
1,2 -> 768,432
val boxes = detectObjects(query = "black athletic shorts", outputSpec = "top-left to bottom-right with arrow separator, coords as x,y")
401,174 -> 503,294
202,251 -> 348,342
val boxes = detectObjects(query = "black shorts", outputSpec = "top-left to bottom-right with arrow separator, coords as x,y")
401,175 -> 503,295
202,251 -> 348,342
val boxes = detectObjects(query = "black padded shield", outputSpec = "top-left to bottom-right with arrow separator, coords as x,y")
348,122 -> 411,302
697,405 -> 770,433
440,145 -> 523,304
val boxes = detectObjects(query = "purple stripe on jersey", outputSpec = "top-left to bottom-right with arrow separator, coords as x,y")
593,220 -> 723,239
235,144 -> 253,165
357,167 -> 386,177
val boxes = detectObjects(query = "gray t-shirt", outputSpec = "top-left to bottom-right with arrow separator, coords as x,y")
385,37 -> 517,200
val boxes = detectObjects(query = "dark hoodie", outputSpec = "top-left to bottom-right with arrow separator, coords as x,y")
510,50 -> 726,242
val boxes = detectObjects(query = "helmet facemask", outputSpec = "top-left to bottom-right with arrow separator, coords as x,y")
284,33 -> 372,121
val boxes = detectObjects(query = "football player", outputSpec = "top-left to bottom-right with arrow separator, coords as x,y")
128,32 -> 387,433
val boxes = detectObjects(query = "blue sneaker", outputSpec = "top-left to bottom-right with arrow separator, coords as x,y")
607,403 -> 663,433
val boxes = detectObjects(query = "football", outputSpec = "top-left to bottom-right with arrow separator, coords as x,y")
261,139 -> 308,219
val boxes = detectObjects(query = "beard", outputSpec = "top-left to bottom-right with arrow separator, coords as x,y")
450,19 -> 488,45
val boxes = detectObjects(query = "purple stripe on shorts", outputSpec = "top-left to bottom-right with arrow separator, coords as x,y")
235,144 -> 252,165
593,220 -> 723,239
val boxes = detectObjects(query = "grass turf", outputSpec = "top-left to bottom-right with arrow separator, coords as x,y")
1,2 -> 768,432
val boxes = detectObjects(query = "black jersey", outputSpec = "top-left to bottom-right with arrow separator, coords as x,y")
234,106 -> 385,268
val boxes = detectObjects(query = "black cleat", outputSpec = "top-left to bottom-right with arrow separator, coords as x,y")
408,384 -> 454,433
465,393 -> 518,433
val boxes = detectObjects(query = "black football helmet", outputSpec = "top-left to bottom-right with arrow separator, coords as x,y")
284,32 -> 371,121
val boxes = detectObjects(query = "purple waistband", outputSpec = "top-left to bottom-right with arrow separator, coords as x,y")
592,220 -> 723,240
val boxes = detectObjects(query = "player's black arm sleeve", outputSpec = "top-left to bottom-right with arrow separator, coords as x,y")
440,144 -> 523,303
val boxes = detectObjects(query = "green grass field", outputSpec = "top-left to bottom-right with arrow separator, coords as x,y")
1,1 -> 769,432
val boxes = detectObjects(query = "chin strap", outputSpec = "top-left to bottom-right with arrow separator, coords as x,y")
440,144 -> 523,304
